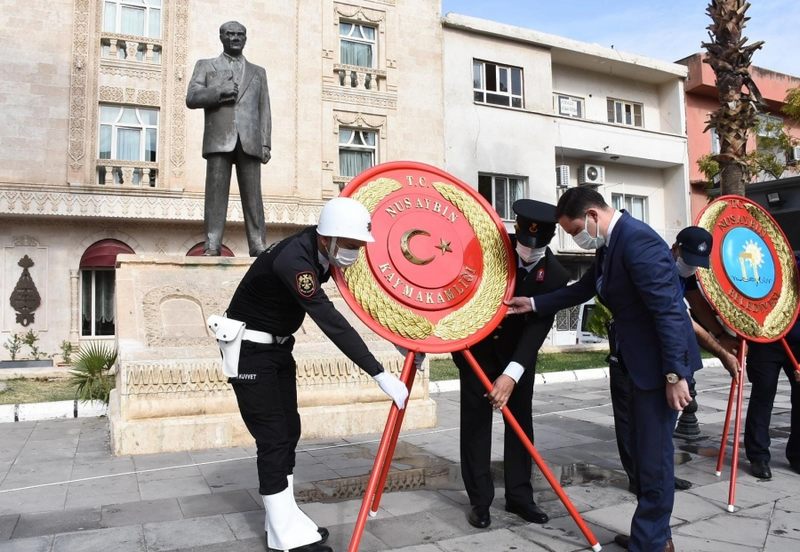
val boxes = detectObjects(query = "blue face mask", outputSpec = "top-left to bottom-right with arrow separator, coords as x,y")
573,214 -> 605,250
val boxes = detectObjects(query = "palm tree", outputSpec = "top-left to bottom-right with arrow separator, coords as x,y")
702,0 -> 765,196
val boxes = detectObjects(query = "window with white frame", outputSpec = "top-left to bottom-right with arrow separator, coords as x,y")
710,127 -> 720,155
81,269 -> 116,336
98,105 -> 158,162
607,98 -> 643,127
478,174 -> 526,220
339,128 -> 377,178
612,193 -> 648,222
473,60 -> 523,108
102,0 -> 162,38
339,22 -> 376,68
554,93 -> 584,118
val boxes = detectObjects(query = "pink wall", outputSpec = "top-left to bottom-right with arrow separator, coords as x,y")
680,54 -> 800,220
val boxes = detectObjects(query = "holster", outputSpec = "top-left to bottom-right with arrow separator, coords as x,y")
207,314 -> 245,378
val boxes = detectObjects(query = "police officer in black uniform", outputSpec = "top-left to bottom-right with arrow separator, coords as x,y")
452,199 -> 569,529
225,197 -> 408,552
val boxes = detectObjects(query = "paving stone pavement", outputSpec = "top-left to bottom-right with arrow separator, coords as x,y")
0,368 -> 799,551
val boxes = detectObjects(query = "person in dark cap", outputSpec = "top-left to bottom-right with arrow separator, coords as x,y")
451,198 -> 569,529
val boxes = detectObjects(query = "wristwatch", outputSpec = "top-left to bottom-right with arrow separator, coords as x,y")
665,373 -> 681,384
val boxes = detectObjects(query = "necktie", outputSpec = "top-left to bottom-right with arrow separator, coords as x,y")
230,57 -> 242,86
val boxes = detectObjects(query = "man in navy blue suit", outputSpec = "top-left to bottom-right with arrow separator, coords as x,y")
506,187 -> 701,552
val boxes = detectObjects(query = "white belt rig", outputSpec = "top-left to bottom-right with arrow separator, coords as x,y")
242,328 -> 289,345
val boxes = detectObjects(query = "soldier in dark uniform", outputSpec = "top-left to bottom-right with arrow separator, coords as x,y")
225,197 -> 408,552
452,199 -> 569,529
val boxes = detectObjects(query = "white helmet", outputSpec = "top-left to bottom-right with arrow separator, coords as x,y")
317,197 -> 375,242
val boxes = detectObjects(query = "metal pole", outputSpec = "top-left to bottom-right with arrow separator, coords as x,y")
369,351 -> 418,514
726,340 -> 748,512
347,352 -> 416,552
461,349 -> 601,551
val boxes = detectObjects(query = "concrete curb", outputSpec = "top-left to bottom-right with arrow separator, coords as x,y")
429,357 -> 724,394
0,400 -> 108,423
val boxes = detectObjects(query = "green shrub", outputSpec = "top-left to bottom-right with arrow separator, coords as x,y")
69,342 -> 117,404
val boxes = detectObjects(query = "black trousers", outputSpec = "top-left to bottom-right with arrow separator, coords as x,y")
231,341 -> 299,495
453,351 -> 536,507
204,137 -> 266,256
744,342 -> 800,465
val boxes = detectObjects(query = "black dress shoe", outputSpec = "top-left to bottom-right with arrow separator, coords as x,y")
750,460 -> 772,479
467,505 -> 491,528
613,533 -> 630,549
789,460 -> 800,475
266,528 -> 330,551
674,477 -> 693,490
505,500 -> 549,524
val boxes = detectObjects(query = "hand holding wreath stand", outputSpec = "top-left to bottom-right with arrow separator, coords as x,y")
346,348 -> 601,552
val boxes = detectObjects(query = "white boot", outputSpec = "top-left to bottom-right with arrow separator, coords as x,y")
287,474 -> 319,529
263,484 -> 320,550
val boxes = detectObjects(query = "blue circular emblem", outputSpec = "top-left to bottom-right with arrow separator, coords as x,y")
721,228 -> 776,299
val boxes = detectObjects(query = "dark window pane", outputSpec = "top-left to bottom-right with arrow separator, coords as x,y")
94,270 -> 115,336
607,100 -> 615,123
485,64 -> 497,92
486,93 -> 509,106
511,97 -> 522,108
81,272 -> 92,336
474,91 -> 484,102
495,177 -> 507,218
478,175 -> 492,203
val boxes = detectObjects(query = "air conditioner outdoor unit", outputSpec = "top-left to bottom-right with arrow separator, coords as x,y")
555,165 -> 570,188
578,164 -> 605,186
790,145 -> 800,163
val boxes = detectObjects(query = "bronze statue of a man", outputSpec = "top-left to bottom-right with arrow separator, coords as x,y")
186,21 -> 270,256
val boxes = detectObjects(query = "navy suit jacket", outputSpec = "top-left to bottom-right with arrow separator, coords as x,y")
535,212 -> 701,390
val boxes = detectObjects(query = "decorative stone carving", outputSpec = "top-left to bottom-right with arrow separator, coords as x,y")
333,111 -> 388,139
333,3 -> 386,24
67,0 -> 91,172
0,187 -> 323,225
98,86 -> 160,107
13,236 -> 40,247
9,255 -> 41,327
142,285 -> 226,347
322,87 -> 397,109
169,0 -> 190,178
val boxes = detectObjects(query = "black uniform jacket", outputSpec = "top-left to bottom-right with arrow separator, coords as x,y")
227,226 -> 383,376
468,248 -> 570,372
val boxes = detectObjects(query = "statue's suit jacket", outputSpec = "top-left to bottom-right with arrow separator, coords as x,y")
186,54 -> 271,159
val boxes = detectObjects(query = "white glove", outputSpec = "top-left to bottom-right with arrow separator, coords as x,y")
394,345 -> 426,370
373,371 -> 409,409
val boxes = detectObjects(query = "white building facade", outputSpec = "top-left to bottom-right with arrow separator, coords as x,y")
443,15 -> 692,344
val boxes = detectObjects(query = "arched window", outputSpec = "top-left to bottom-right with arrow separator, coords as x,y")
80,239 -> 134,336
185,243 -> 234,257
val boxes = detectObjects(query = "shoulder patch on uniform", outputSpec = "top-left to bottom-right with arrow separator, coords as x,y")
296,271 -> 316,297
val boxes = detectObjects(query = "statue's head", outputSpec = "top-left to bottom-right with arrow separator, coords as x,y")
219,21 -> 247,56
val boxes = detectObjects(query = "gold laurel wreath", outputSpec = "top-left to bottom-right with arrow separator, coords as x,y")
343,178 -> 510,342
697,200 -> 799,340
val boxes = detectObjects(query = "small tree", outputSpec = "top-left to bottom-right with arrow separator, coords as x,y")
22,330 -> 46,360
3,333 -> 23,361
60,340 -> 75,365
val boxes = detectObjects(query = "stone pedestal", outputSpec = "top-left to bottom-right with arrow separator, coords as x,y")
109,254 -> 436,455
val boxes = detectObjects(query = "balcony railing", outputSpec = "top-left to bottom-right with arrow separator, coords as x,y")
96,160 -> 159,187
333,63 -> 387,91
100,33 -> 162,64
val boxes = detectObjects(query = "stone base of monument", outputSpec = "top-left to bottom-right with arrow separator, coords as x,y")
109,255 -> 436,456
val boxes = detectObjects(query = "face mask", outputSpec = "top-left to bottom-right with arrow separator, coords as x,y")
516,243 -> 546,265
327,237 -> 360,268
573,214 -> 605,250
675,257 -> 697,278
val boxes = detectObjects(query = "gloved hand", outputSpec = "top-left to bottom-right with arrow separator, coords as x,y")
394,345 -> 426,370
373,371 -> 409,409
